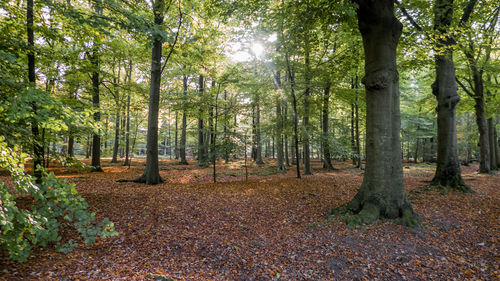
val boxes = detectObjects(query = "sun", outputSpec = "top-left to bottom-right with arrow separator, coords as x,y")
251,42 -> 264,58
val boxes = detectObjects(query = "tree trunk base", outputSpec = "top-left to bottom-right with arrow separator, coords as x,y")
430,174 -> 474,193
179,160 -> 189,165
90,166 -> 103,172
117,174 -> 165,184
340,197 -> 419,228
277,164 -> 286,172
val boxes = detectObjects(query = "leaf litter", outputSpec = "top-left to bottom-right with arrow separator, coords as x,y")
0,159 -> 498,280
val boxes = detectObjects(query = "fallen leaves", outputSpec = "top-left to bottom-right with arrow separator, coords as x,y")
0,159 -> 498,280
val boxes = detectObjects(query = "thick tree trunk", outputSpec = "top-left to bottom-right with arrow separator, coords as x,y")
488,118 -> 497,170
347,0 -> 416,225
180,74 -> 188,164
322,82 -> 334,170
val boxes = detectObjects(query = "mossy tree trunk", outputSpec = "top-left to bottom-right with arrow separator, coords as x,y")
430,0 -> 471,191
348,0 -> 416,225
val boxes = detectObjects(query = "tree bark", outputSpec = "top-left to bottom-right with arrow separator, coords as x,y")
111,109 -> 120,163
27,0 -> 43,183
180,74 -> 189,164
255,95 -> 264,164
303,32 -> 312,175
123,60 -> 132,166
488,118 -> 497,170
275,71 -> 286,171
132,0 -> 165,184
198,74 -> 208,167
347,0 -> 416,225
322,82 -> 334,170
90,0 -> 103,172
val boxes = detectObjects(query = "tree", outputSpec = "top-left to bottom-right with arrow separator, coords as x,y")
430,0 -> 472,191
123,0 -> 182,184
90,0 -> 103,172
347,0 -> 417,225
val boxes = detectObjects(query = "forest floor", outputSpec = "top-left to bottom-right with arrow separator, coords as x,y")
1,158 -> 499,280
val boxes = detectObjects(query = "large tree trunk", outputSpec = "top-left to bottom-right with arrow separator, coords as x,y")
179,74 -> 188,164
430,0 -> 470,190
322,82 -> 334,170
347,0 -> 416,225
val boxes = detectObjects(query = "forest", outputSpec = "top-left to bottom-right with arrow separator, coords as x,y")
0,0 -> 499,279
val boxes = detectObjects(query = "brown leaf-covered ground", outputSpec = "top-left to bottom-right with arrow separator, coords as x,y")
1,158 -> 499,280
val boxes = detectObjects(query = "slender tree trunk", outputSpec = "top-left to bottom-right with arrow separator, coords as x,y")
347,0 -> 416,225
322,82 -> 334,170
223,90 -> 229,163
90,0 -> 102,172
111,109 -> 120,163
130,0 -> 165,184
27,0 -> 43,182
355,93 -> 362,169
124,92 -> 131,166
303,34 -> 312,175
180,74 -> 188,164
286,66 -> 300,178
474,95 -> 490,173
284,104 -> 290,166
276,99 -> 286,171
175,111 -> 179,159
255,96 -> 264,164
86,134 -> 91,159
495,119 -> 500,167
198,74 -> 208,167
351,102 -> 356,165
488,118 -> 497,170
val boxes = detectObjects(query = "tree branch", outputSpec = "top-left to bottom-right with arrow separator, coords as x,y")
456,77 -> 475,98
458,0 -> 478,27
160,0 -> 183,75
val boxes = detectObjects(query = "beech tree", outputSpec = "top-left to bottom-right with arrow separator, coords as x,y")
347,0 -> 417,225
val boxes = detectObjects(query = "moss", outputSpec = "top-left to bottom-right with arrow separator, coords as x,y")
357,203 -> 379,224
400,208 -> 418,228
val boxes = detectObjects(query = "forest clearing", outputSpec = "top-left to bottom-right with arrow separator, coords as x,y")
1,159 -> 499,280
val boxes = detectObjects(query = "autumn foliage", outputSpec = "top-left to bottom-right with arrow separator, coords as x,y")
0,158 -> 498,280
